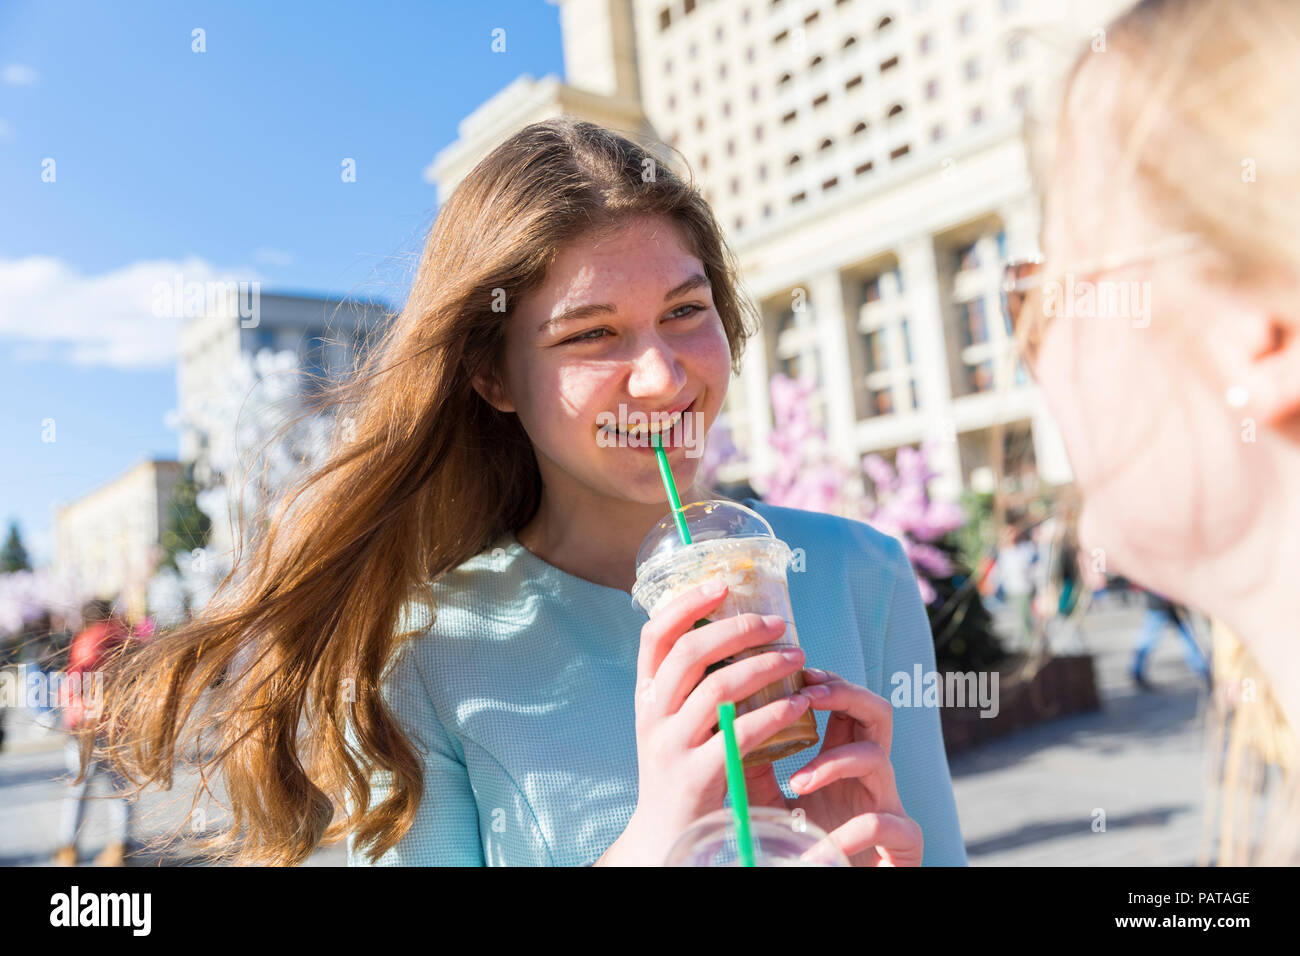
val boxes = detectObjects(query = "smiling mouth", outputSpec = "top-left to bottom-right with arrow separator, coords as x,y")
598,398 -> 696,441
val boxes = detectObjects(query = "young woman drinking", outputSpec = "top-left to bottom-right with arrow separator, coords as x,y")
100,118 -> 966,866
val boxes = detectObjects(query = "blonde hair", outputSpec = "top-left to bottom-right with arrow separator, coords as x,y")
1037,0 -> 1300,865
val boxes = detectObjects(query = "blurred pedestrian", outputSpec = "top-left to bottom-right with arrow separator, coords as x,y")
1131,589 -> 1212,692
51,598 -> 140,867
994,523 -> 1036,651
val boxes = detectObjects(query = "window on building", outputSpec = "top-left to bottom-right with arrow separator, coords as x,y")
930,124 -> 944,142
722,100 -> 731,117
700,153 -> 709,171
787,153 -> 801,167
810,55 -> 824,69
956,240 -> 980,271
730,176 -> 740,194
970,105 -> 983,126
774,28 -> 789,44
854,160 -> 874,176
909,378 -> 920,409
1013,85 -> 1029,111
685,0 -> 696,13
747,45 -> 756,62
659,7 -> 671,31
791,191 -> 807,204
818,137 -> 833,151
763,202 -> 773,218
870,387 -> 895,416
852,120 -> 868,135
734,215 -> 744,231
864,328 -> 889,372
751,83 -> 760,102
813,92 -> 829,107
719,62 -> 728,80
755,123 -> 765,141
778,71 -> 793,87
919,32 -> 932,55
877,15 -> 894,31
964,57 -> 980,81
782,109 -> 798,123
696,115 -> 706,131
1007,36 -> 1024,62
957,298 -> 989,347
959,9 -> 975,34
843,35 -> 857,51
925,78 -> 938,100
692,77 -> 701,94
668,93 -> 677,110
900,318 -> 913,363
822,176 -> 839,190
805,10 -> 820,25
880,55 -> 900,72
966,359 -> 994,393
759,163 -> 768,181
890,143 -> 910,160
846,74 -> 863,90
887,102 -> 905,119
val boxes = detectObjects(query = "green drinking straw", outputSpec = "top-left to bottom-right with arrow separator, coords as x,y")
649,433 -> 755,867
651,431 -> 693,546
718,701 -> 757,867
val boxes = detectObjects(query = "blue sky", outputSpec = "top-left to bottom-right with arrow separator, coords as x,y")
0,0 -> 565,565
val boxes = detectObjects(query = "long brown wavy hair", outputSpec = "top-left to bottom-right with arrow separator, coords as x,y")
97,117 -> 761,865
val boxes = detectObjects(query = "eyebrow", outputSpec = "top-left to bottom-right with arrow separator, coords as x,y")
536,273 -> 711,335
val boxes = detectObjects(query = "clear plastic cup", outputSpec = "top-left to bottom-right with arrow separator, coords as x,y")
631,499 -> 820,769
664,806 -> 852,866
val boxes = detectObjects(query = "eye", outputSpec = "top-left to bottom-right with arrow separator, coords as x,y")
561,305 -> 705,345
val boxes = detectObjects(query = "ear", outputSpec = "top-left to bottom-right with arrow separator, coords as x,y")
1215,311 -> 1300,427
470,367 -> 515,414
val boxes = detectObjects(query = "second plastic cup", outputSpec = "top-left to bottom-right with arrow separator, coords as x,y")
631,499 -> 820,769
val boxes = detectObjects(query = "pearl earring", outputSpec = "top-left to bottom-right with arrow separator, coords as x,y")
1226,385 -> 1250,409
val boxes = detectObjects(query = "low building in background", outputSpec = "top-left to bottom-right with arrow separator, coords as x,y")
52,458 -> 182,622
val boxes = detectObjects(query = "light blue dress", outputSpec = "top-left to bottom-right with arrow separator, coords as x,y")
346,497 -> 968,866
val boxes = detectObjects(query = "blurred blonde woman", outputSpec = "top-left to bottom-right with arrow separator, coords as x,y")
1006,0 -> 1300,863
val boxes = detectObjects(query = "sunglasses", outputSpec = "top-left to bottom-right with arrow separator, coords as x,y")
1000,232 -> 1201,371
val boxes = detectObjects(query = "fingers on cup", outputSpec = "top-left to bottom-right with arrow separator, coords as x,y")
798,673 -> 894,754
684,647 -> 806,747
788,740 -> 894,798
657,612 -> 790,716
637,582 -> 731,679
712,690 -> 812,763
826,812 -> 923,866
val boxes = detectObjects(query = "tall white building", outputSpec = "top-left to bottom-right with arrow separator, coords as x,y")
177,292 -> 387,556
433,0 -> 1132,502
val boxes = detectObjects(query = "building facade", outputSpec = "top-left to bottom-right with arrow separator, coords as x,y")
53,458 -> 182,622
177,291 -> 387,557
433,0 -> 1132,502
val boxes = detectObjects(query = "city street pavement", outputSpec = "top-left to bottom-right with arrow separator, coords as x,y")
951,599 -> 1216,866
2,600 -> 1213,867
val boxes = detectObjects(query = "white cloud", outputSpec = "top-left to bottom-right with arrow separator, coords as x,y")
0,256 -> 262,370
2,64 -> 39,86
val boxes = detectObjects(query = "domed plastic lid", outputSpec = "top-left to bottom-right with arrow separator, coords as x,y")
634,499 -> 776,577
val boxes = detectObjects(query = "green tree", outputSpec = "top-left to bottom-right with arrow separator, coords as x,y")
158,462 -> 211,574
1,521 -> 30,572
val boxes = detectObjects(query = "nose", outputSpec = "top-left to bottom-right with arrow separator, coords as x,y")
627,339 -> 687,400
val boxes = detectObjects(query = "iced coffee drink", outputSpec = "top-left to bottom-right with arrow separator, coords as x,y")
631,500 -> 820,769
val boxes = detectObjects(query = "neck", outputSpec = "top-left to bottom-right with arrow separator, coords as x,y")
516,480 -> 716,594
1189,484 -> 1300,739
